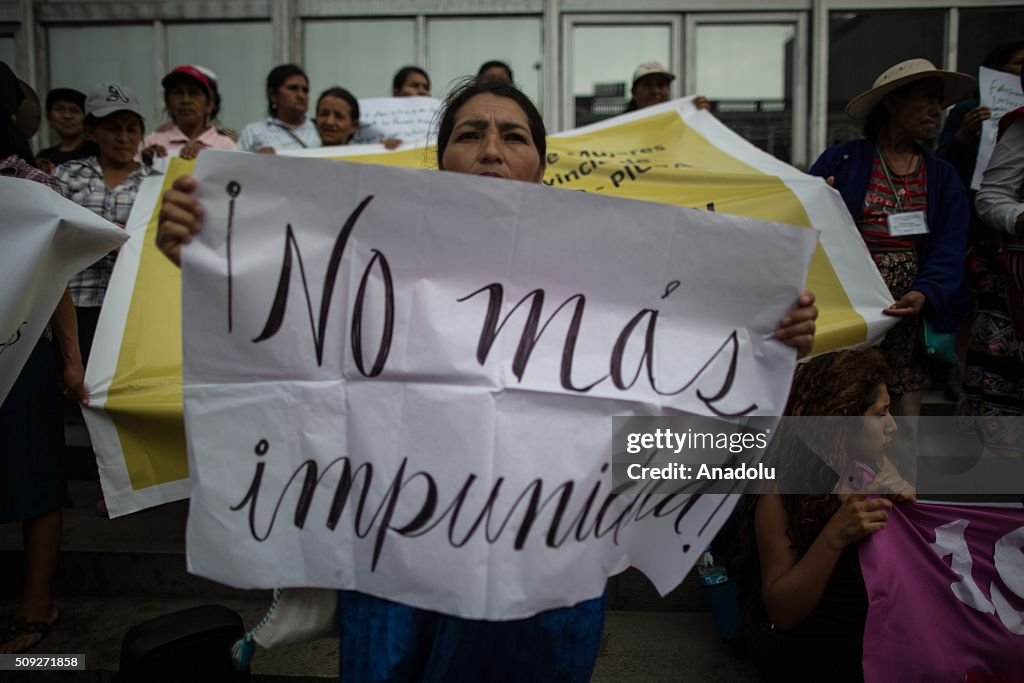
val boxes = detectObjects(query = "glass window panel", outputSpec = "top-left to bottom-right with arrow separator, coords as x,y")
826,10 -> 944,148
427,17 -> 542,104
304,19 -> 415,100
166,22 -> 273,133
0,37 -> 15,68
49,25 -> 157,125
571,25 -> 670,127
958,8 -> 1024,79
695,25 -> 793,100
695,24 -> 796,162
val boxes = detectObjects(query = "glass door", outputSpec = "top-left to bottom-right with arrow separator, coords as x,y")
562,14 -> 682,130
686,13 -> 808,167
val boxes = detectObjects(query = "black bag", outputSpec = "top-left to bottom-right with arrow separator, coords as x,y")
114,605 -> 247,683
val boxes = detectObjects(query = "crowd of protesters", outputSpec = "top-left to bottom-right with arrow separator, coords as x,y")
2,38 -> 1023,682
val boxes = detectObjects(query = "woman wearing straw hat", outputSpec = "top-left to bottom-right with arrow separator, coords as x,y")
809,59 -> 974,427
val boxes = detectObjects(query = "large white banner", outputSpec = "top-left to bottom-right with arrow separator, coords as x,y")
0,178 -> 128,402
972,66 -> 1024,190
182,150 -> 817,619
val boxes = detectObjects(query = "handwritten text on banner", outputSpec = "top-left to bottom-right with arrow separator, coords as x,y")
181,150 -> 817,619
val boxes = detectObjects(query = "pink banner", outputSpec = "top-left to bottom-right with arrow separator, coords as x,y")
860,502 -> 1024,682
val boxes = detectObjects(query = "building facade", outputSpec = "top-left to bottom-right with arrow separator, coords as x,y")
1,0 -> 1021,166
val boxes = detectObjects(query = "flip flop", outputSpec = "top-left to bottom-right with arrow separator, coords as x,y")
0,614 -> 57,654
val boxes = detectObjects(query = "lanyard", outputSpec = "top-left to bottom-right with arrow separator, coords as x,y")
877,150 -> 916,211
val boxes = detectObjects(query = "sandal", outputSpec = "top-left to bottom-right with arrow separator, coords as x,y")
0,614 -> 57,654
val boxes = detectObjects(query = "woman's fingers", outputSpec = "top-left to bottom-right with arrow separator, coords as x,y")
172,174 -> 198,192
156,176 -> 203,267
155,222 -> 192,266
774,292 -> 818,357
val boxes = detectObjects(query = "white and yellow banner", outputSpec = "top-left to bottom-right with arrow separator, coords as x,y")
1,178 -> 128,402
84,97 -> 893,517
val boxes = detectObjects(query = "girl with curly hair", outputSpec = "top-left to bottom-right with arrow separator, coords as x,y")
744,349 -> 915,682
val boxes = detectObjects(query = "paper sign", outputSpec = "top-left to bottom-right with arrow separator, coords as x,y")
0,178 -> 128,402
181,149 -> 817,619
972,66 -> 1024,190
351,96 -> 441,145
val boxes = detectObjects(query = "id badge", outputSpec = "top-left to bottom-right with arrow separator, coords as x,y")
886,210 -> 928,236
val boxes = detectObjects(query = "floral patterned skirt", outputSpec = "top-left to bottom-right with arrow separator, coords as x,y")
872,250 -> 931,395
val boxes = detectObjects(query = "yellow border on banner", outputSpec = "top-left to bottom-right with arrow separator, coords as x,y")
104,110 -> 864,491
104,160 -> 194,489
542,112 -> 865,353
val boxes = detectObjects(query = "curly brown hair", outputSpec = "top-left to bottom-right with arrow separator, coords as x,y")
772,348 -> 890,554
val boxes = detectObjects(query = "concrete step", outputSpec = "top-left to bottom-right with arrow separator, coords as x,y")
0,597 -> 758,682
0,481 -> 264,602
1,481 -> 712,610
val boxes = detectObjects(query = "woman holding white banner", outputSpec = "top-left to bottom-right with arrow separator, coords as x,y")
156,77 -> 819,681
0,64 -> 87,655
937,40 -> 1024,192
744,349 -> 915,682
54,83 -> 149,366
141,65 -> 237,162
313,87 -> 360,147
238,64 -> 320,154
810,60 -> 974,432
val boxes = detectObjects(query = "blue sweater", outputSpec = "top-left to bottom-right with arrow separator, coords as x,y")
809,139 -> 969,332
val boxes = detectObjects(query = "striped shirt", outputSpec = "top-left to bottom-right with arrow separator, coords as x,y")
858,154 -> 928,251
54,156 -> 147,307
237,117 -> 321,153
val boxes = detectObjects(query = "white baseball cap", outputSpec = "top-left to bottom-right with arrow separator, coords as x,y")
632,61 -> 676,87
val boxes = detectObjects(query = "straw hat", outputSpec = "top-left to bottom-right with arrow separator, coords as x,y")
846,58 -> 976,122
14,80 -> 42,139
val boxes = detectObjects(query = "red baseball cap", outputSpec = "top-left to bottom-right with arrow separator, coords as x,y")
161,65 -> 213,97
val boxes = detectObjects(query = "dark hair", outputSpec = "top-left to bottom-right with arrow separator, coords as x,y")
162,72 -> 213,123
392,66 -> 430,94
477,60 -> 514,83
315,86 -> 360,144
774,349 -> 890,554
435,77 -> 546,171
316,86 -> 360,123
735,348 -> 891,623
266,64 -> 308,116
45,87 -> 85,114
82,112 -> 145,158
982,39 -> 1024,70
